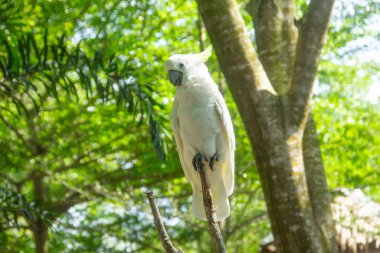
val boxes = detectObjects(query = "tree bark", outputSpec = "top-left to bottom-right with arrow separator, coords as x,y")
248,0 -> 298,94
197,0 -> 337,252
303,114 -> 338,253
248,1 -> 338,252
146,192 -> 183,253
33,174 -> 48,253
34,217 -> 48,253
196,156 -> 226,253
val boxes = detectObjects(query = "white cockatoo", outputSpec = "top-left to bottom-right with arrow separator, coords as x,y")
165,47 -> 235,221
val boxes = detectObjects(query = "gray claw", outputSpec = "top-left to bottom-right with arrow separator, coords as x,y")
209,154 -> 219,171
192,153 -> 206,173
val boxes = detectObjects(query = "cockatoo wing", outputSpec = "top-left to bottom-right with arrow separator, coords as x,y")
214,91 -> 235,196
171,98 -> 193,183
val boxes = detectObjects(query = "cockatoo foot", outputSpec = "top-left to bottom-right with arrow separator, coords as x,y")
192,153 -> 207,173
209,153 -> 219,171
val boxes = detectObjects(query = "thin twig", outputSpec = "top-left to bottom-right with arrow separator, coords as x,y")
146,192 -> 183,253
0,114 -> 30,149
227,213 -> 267,238
196,157 -> 227,253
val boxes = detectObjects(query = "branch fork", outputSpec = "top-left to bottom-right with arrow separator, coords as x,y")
147,153 -> 227,253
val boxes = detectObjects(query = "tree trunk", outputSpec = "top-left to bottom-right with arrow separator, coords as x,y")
248,0 -> 338,251
34,217 -> 48,253
33,175 -> 48,253
197,0 -> 337,252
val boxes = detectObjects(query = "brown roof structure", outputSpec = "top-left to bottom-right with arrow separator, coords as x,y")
259,189 -> 380,253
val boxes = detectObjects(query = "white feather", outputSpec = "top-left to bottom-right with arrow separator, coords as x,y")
214,91 -> 235,196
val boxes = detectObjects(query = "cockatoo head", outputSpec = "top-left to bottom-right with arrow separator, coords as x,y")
165,47 -> 212,87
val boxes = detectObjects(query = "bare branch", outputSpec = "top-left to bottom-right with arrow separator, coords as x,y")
146,192 -> 183,253
98,169 -> 183,186
289,0 -> 335,127
195,156 -> 227,253
146,156 -> 228,253
227,212 -> 267,238
48,192 -> 87,216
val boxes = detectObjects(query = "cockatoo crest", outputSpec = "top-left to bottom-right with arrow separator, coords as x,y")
194,46 -> 212,62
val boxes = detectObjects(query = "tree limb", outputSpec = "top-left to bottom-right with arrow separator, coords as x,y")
247,0 -> 298,94
195,156 -> 227,253
226,212 -> 267,238
289,0 -> 335,127
48,192 -> 87,216
303,113 -> 338,252
197,0 -> 274,98
146,192 -> 183,253
0,114 -> 31,150
197,0 -> 283,157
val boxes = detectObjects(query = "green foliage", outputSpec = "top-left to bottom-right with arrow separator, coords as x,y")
315,62 -> 380,199
0,32 -> 166,159
0,0 -> 28,36
0,0 -> 379,252
0,185 -> 33,230
315,0 -> 380,200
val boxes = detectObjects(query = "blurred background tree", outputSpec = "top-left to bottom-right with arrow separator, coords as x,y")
0,0 -> 379,252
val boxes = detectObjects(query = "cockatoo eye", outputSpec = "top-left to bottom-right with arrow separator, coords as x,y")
179,63 -> 185,68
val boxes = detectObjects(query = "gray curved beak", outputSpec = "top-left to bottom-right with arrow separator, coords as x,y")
168,70 -> 183,86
